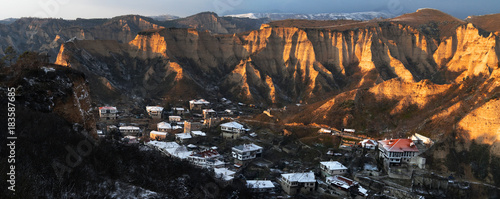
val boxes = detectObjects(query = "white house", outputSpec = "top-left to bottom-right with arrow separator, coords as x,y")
214,168 -> 236,181
119,126 -> 140,134
189,99 -> 210,111
280,172 -> 316,195
157,122 -> 172,132
191,131 -> 206,137
318,128 -> 332,134
169,116 -> 182,123
343,128 -> 355,133
99,106 -> 117,120
320,161 -> 347,178
188,149 -> 224,168
246,180 -> 275,193
325,175 -> 368,197
147,141 -> 191,160
378,139 -> 419,165
175,132 -> 192,143
220,121 -> 248,139
360,139 -> 378,150
146,106 -> 164,119
411,133 -> 434,145
232,143 -> 263,164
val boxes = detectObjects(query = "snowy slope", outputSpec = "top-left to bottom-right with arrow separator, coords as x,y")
226,12 -> 394,21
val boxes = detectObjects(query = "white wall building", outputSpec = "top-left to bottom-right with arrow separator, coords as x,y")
220,121 -> 248,139
280,172 -> 316,195
99,106 -> 117,120
246,180 -> 275,193
188,149 -> 224,168
157,122 -> 172,132
232,143 -> 263,164
146,106 -> 164,119
119,126 -> 140,134
189,99 -> 210,111
320,161 -> 347,178
378,139 -> 419,165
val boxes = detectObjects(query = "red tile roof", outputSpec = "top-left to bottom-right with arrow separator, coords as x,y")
378,139 -> 419,152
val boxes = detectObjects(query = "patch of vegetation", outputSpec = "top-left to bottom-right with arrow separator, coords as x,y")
340,99 -> 355,109
468,141 -> 490,180
490,156 -> 500,186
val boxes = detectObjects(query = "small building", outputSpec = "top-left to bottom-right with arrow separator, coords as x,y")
172,107 -> 186,115
214,168 -> 236,182
146,106 -> 164,119
378,139 -> 419,166
189,99 -> 210,111
232,143 -> 263,165
99,106 -> 117,120
169,116 -> 182,123
184,121 -> 203,134
96,130 -> 105,138
175,132 -> 192,143
343,128 -> 355,133
157,122 -> 172,132
320,161 -> 347,178
220,121 -> 247,139
318,128 -> 332,134
280,172 -> 316,195
325,175 -> 368,198
203,109 -> 217,119
188,149 -> 224,168
150,131 -> 167,140
123,135 -> 139,144
411,133 -> 434,146
360,139 -> 378,150
147,141 -> 191,160
246,180 -> 275,193
119,126 -> 141,135
191,130 -> 206,137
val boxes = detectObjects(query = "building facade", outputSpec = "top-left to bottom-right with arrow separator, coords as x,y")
320,161 -> 347,178
279,172 -> 316,195
99,107 -> 117,120
378,139 -> 419,165
232,143 -> 263,164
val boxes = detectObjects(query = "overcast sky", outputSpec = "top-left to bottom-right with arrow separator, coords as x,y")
1,0 -> 499,20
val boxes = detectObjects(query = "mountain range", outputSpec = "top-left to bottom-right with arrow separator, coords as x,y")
2,9 -> 500,186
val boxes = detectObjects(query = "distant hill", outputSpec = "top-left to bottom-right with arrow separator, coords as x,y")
225,11 -> 394,21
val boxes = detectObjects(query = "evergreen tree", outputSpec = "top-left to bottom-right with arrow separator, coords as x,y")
2,46 -> 16,65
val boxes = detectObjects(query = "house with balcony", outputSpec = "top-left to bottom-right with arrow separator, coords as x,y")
378,139 -> 419,166
232,143 -> 263,164
187,149 -> 224,168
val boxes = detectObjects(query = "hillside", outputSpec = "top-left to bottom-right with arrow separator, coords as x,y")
0,60 -> 250,198
53,9 -> 500,186
0,13 -> 264,62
